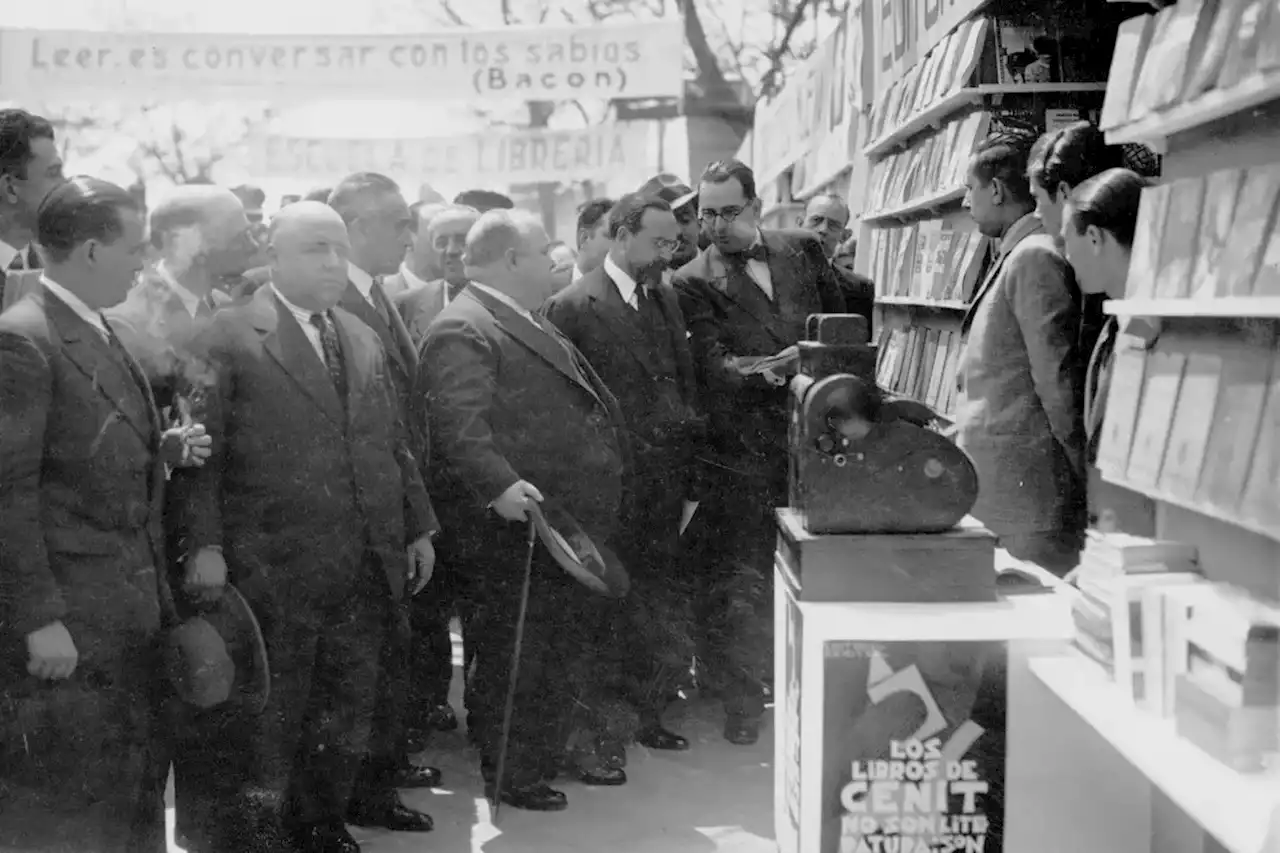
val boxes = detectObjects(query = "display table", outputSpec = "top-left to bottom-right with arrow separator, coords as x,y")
773,509 -> 1074,853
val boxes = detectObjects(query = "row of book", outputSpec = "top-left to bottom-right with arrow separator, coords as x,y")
1096,338 -> 1280,536
1102,0 -> 1280,132
866,110 -> 994,215
1127,163 -> 1280,300
867,215 -> 989,304
874,325 -> 962,418
1070,531 -> 1279,772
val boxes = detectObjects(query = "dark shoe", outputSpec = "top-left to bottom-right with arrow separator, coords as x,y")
485,781 -> 568,812
295,822 -> 361,853
575,765 -> 627,786
600,741 -> 627,769
723,715 -> 760,746
423,704 -> 459,732
390,763 -> 442,789
404,727 -> 429,754
637,725 -> 689,751
346,793 -> 434,832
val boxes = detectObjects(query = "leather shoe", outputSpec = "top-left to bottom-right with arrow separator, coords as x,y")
346,793 -> 434,833
576,765 -> 627,786
637,725 -> 689,751
423,704 -> 458,732
295,822 -> 361,853
724,715 -> 760,746
391,763 -> 442,789
600,741 -> 627,768
404,727 -> 429,753
486,781 -> 568,812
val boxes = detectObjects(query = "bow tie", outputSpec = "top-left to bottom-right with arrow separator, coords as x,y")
729,244 -> 768,264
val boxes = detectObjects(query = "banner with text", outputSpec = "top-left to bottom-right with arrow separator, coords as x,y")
866,0 -> 991,99
0,21 -> 683,102
247,122 -> 651,185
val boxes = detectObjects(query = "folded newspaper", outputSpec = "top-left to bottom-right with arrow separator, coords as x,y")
734,346 -> 799,375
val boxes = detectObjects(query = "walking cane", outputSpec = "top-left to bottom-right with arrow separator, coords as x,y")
489,515 -> 538,824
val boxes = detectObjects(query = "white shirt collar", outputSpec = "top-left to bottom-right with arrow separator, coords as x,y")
0,239 -> 22,272
41,274 -> 109,336
271,283 -> 320,327
470,282 -> 536,324
400,261 -> 429,293
347,261 -> 375,302
571,264 -> 585,284
603,255 -> 640,308
156,261 -> 205,318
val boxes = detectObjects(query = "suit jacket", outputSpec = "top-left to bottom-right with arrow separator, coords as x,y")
0,287 -> 172,673
183,287 -> 435,604
955,213 -> 1086,541
381,270 -> 410,299
340,280 -> 418,408
835,266 -> 875,336
542,264 -> 701,496
672,228 -> 844,479
394,277 -> 450,349
419,286 -> 626,543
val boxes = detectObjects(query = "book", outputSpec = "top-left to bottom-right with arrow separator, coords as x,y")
1239,345 -> 1280,530
1257,0 -> 1280,71
1083,530 -> 1199,568
1154,177 -> 1206,298
1096,345 -> 1149,477
1216,0 -> 1267,89
1249,204 -> 1280,295
1183,0 -> 1250,98
1190,168 -> 1245,299
1158,352 -> 1224,497
1127,5 -> 1182,119
1154,0 -> 1224,108
1196,346 -> 1273,512
1126,183 -> 1173,299
1127,349 -> 1188,487
1214,163 -> 1280,296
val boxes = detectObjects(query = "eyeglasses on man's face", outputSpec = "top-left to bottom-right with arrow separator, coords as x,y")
699,206 -> 747,225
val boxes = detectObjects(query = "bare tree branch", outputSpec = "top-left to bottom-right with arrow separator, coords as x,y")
437,0 -> 467,25
500,0 -> 517,24
568,99 -> 591,125
757,0 -> 816,98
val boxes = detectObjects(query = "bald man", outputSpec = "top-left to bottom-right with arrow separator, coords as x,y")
417,209 -> 625,812
184,202 -> 437,853
393,204 -> 479,347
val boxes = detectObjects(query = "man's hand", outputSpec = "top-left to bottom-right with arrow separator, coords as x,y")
491,480 -> 544,522
407,536 -> 436,596
160,424 -> 213,468
185,547 -> 227,604
26,620 -> 78,680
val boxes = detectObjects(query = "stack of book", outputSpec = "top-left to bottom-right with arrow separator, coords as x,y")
865,110 -> 994,215
1102,0 -> 1280,132
1124,164 -> 1280,299
874,325 -> 962,417
1095,337 -> 1280,536
1070,531 -> 1202,706
867,215 -> 989,304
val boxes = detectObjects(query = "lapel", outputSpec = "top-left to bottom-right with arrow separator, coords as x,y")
586,267 -> 663,375
466,287 -> 602,404
341,281 -> 409,374
961,215 -> 1042,334
332,309 -> 379,428
708,242 -> 790,349
251,288 -> 345,426
656,283 -> 698,403
45,289 -> 158,445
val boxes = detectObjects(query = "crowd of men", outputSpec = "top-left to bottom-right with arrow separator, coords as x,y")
0,106 -> 872,853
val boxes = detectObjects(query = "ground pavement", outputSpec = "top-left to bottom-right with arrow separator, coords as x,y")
165,633 -> 777,853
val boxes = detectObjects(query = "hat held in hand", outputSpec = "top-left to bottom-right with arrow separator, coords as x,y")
164,584 -> 270,713
529,501 -> 630,598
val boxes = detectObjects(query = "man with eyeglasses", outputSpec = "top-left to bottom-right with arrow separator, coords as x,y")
798,194 -> 874,330
395,204 -> 480,348
672,159 -> 845,747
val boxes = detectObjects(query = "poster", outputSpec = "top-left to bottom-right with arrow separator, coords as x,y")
247,122 -> 650,184
0,21 -> 684,102
820,639 -> 1006,853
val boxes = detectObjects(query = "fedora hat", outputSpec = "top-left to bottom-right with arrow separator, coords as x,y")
639,174 -> 698,212
164,584 -> 270,714
529,502 -> 630,598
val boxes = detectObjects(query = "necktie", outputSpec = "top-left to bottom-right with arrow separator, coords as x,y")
370,277 -> 392,328
8,252 -> 25,272
730,243 -> 768,264
309,312 -> 348,404
101,313 -> 154,406
635,284 -> 664,333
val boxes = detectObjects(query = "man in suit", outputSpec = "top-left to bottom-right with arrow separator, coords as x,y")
183,201 -> 438,853
0,177 -> 185,852
381,200 -> 448,299
325,172 -> 440,834
544,193 -> 703,767
569,197 -> 615,284
453,188 -> 513,213
957,132 -> 1087,575
105,184 -> 255,853
673,159 -> 845,746
394,204 -> 480,348
638,174 -> 700,270
798,194 -> 873,331
0,108 -> 63,311
418,209 -> 626,812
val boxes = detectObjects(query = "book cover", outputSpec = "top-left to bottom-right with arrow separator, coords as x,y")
1239,345 -> 1280,530
948,17 -> 990,96
926,24 -> 964,105
955,232 -> 988,302
1191,168 -> 1246,299
1257,0 -> 1280,71
1167,0 -> 1229,106
1248,204 -> 1280,295
1158,351 -> 1224,498
1126,349 -> 1188,487
1155,177 -> 1207,298
1127,6 -> 1181,120
929,220 -> 958,300
1195,346 -> 1272,512
1216,0 -> 1267,89
1184,0 -> 1250,99
1215,163 -> 1280,296
1126,183 -> 1173,299
1151,0 -> 1210,109
1100,15 -> 1156,130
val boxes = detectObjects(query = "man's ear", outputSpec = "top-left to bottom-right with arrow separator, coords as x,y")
839,227 -> 852,244
796,213 -> 805,228
750,197 -> 764,218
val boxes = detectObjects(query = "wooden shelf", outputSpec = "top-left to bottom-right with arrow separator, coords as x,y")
877,296 -> 969,311
864,83 -> 1109,159
862,186 -> 966,224
1099,471 -> 1279,545
1030,652 -> 1280,853
1105,70 -> 1280,153
1103,297 -> 1280,318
